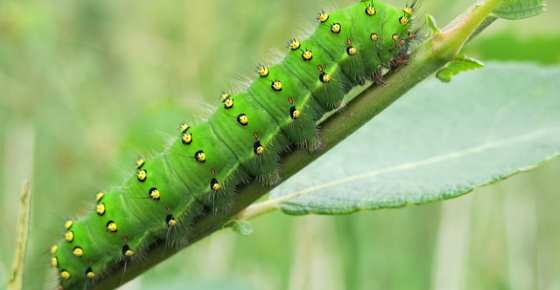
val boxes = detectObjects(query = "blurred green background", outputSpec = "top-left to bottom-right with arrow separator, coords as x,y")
1,0 -> 559,289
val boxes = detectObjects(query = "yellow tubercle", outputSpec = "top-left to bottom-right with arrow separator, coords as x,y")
72,247 -> 84,257
135,159 -> 145,169
95,192 -> 105,202
403,6 -> 414,15
291,110 -> 301,119
289,38 -> 300,50
179,123 -> 190,133
318,11 -> 329,23
365,5 -> 376,16
60,271 -> 71,280
124,249 -> 135,257
149,189 -> 161,200
272,80 -> 283,91
86,271 -> 96,279
182,133 -> 193,145
136,169 -> 147,182
331,23 -> 341,33
257,65 -> 269,77
107,222 -> 118,233
399,15 -> 409,25
96,203 -> 106,216
223,97 -> 234,109
238,114 -> 249,125
195,151 -> 206,162
320,73 -> 332,83
302,50 -> 313,61
220,93 -> 230,102
64,231 -> 74,242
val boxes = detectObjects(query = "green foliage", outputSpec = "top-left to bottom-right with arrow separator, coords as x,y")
436,55 -> 484,82
425,15 -> 442,34
271,63 -> 560,215
140,280 -> 254,290
229,220 -> 254,236
493,0 -> 545,19
466,33 -> 560,64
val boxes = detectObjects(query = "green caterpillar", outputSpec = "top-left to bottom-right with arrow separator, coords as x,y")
50,1 -> 414,289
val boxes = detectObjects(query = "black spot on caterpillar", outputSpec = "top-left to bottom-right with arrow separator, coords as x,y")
50,1 -> 415,289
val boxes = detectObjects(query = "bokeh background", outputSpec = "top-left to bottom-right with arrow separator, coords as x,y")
1,0 -> 559,289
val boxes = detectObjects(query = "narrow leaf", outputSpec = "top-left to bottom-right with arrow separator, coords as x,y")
269,63 -> 560,215
229,220 -> 254,236
425,15 -> 442,34
493,0 -> 545,20
437,56 -> 484,82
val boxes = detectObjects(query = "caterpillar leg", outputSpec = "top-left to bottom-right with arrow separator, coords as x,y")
372,70 -> 386,86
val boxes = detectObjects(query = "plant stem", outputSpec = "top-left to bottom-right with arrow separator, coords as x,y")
91,0 -> 501,288
8,181 -> 31,290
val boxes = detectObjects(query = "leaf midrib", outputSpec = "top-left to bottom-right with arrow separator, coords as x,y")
272,128 -> 555,204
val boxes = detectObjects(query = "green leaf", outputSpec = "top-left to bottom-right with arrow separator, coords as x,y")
465,32 -> 560,65
269,63 -> 560,215
493,0 -> 545,20
436,56 -> 484,82
425,15 -> 441,34
140,279 -> 254,290
228,219 -> 254,236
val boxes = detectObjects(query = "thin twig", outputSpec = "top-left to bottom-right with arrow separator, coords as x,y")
7,181 -> 32,290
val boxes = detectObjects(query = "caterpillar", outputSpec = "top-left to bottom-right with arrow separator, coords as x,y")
50,1 -> 414,289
